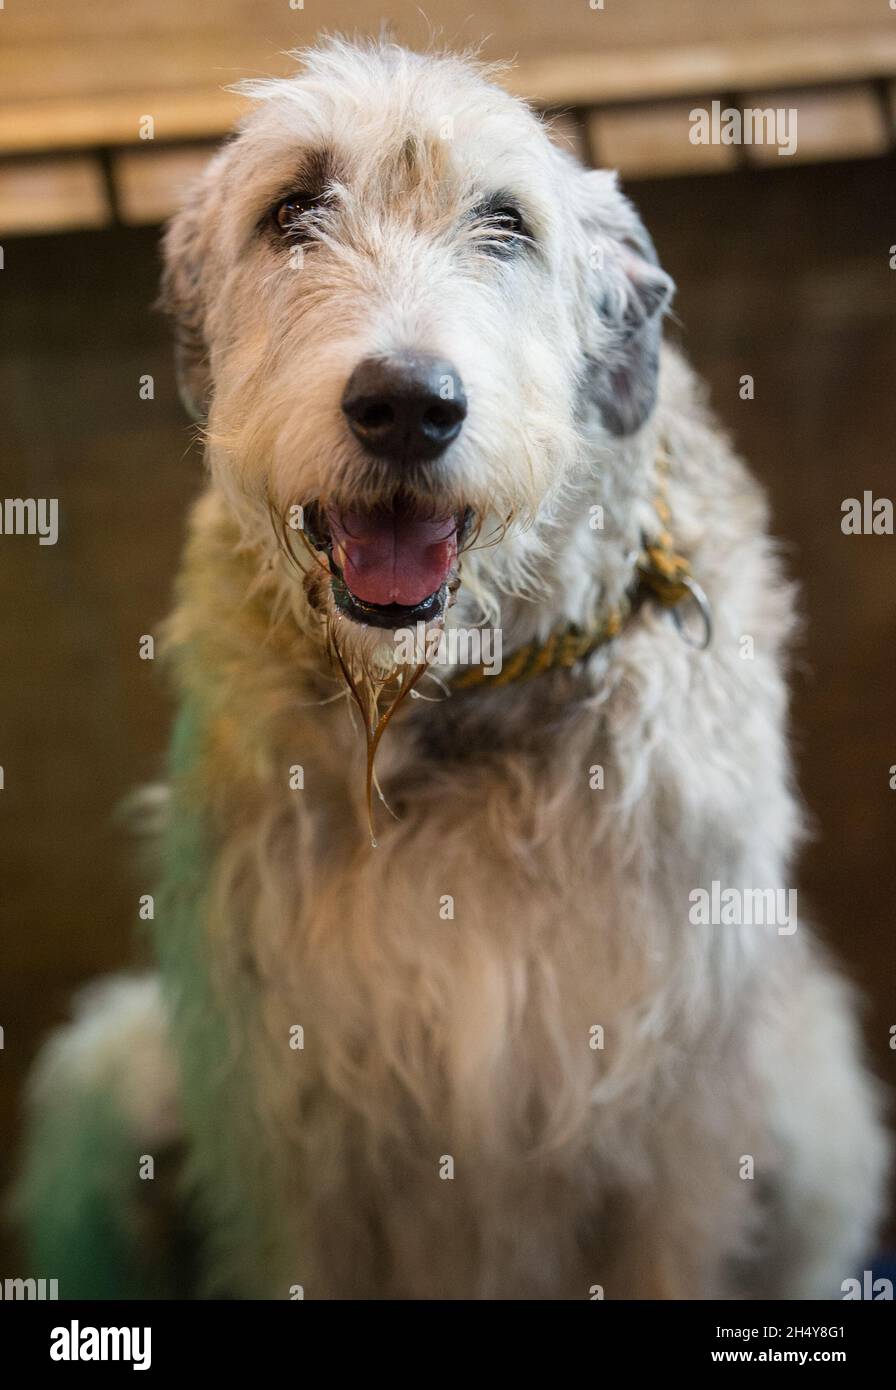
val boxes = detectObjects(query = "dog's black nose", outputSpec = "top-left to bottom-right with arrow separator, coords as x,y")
341,353 -> 467,462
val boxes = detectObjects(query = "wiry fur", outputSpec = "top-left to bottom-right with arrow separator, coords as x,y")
15,39 -> 887,1299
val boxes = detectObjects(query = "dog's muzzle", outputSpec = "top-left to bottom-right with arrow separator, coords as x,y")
299,353 -> 471,629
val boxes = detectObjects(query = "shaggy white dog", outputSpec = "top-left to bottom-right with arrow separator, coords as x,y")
16,39 -> 887,1299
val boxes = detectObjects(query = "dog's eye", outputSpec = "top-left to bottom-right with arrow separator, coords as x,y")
472,200 -> 531,257
489,205 -> 525,235
273,192 -> 323,237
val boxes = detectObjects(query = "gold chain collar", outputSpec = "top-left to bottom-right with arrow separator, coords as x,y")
449,454 -> 712,692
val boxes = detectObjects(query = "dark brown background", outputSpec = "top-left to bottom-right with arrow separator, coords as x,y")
1,155 -> 894,1261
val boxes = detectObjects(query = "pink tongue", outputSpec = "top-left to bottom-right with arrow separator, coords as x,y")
327,506 -> 457,606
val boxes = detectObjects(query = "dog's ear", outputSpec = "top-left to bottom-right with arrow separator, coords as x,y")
160,179 -> 213,423
575,169 -> 675,437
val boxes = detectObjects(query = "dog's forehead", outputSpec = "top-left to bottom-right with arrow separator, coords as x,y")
233,45 -> 556,205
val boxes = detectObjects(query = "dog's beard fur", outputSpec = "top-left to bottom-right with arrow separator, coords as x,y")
266,488 -> 543,840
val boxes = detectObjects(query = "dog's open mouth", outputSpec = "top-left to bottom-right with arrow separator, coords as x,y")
305,498 -> 470,628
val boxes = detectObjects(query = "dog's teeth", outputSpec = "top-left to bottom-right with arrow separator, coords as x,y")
332,542 -> 347,570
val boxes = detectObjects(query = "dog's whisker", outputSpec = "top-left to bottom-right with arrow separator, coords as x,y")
294,688 -> 350,709
371,766 -> 400,820
409,670 -> 450,702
